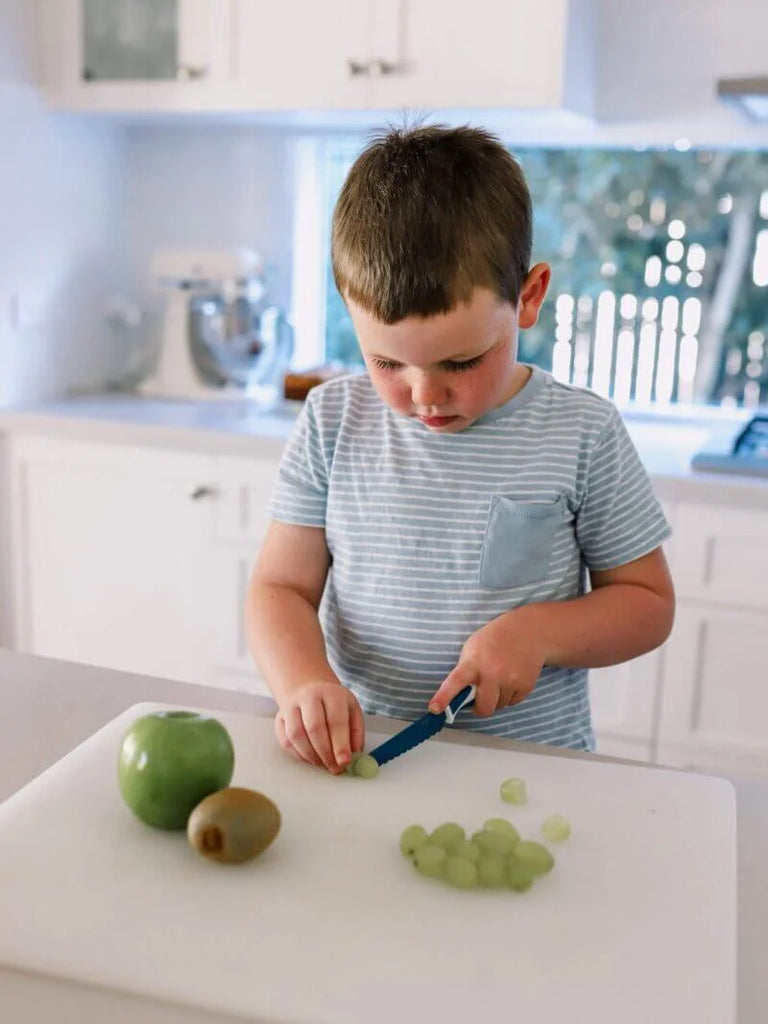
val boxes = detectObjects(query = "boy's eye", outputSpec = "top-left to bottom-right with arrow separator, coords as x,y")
442,355 -> 484,372
371,355 -> 484,372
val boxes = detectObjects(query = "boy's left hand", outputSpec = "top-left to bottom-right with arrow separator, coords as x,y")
428,608 -> 545,717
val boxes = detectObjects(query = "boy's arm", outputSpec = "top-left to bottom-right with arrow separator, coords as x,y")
245,520 -> 364,769
429,546 -> 675,717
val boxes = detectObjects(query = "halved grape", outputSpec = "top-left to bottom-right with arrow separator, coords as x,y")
483,817 -> 520,845
344,752 -> 362,776
515,840 -> 555,875
444,856 -> 479,889
500,777 -> 527,804
540,814 -> 571,842
506,857 -> 536,892
414,844 -> 448,878
354,754 -> 379,779
400,825 -> 429,858
471,829 -> 516,857
428,822 -> 466,853
477,854 -> 507,888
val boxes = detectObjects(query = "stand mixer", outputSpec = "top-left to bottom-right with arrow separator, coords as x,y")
142,248 -> 293,402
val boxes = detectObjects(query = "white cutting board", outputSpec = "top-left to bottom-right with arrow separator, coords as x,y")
0,703 -> 737,1024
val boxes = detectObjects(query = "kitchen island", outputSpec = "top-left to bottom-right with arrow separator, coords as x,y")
1,647 -> 766,1022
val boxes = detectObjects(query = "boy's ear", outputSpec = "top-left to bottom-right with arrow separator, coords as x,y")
517,263 -> 551,329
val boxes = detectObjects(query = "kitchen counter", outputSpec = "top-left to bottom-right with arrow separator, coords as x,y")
1,390 -> 766,509
1,647 -> 766,1022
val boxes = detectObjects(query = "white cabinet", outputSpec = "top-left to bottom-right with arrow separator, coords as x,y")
7,436 -> 278,695
656,605 -> 768,779
654,500 -> 768,779
36,0 -> 593,116
236,0 -> 592,113
36,0 -> 236,113
589,650 -> 662,762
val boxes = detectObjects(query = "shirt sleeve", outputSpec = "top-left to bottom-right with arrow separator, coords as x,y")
269,396 -> 330,528
575,405 -> 671,570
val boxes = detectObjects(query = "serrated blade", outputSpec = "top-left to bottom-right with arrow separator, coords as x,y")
368,685 -> 476,766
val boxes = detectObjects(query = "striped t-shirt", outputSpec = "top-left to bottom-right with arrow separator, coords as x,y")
269,365 -> 671,750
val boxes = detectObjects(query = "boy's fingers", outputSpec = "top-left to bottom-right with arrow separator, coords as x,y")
429,664 -> 476,715
300,699 -> 338,771
282,705 -> 324,768
349,698 -> 366,754
323,689 -> 353,768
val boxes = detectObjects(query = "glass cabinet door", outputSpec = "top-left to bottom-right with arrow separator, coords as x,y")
81,0 -> 182,82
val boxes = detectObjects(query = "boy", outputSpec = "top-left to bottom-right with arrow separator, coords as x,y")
245,124 -> 674,774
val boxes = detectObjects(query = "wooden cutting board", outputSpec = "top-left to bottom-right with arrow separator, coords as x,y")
0,703 -> 737,1023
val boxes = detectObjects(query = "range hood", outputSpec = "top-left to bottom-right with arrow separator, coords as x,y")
717,77 -> 768,122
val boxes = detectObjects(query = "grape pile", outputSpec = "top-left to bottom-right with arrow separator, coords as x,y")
399,778 -> 570,892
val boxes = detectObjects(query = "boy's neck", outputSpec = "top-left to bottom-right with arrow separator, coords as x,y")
499,363 -> 532,407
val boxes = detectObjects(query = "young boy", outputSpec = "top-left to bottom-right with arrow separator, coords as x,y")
245,124 -> 674,774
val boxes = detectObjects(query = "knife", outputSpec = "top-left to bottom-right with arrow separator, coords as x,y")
368,685 -> 477,766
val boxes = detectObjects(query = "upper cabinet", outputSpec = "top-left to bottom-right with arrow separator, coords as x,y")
35,0 -> 595,117
36,0 -> 236,113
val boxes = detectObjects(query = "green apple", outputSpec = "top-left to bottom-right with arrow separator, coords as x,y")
117,711 -> 235,830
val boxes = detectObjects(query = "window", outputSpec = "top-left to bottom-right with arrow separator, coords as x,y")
296,138 -> 768,408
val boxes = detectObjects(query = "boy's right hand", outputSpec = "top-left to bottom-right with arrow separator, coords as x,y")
274,681 -> 365,774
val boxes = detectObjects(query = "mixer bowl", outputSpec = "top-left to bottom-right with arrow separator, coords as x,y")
188,289 -> 291,390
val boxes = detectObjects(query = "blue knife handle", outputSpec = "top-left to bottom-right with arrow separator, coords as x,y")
445,685 -> 476,723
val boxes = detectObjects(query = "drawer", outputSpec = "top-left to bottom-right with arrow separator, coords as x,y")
670,502 -> 768,610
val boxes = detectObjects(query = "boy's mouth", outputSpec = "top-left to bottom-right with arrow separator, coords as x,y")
416,414 -> 460,428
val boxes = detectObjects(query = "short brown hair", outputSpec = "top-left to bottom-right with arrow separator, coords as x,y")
332,124 -> 532,323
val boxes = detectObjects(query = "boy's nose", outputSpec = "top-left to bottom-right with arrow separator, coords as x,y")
409,371 -> 448,409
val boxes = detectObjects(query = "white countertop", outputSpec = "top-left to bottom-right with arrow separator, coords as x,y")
1,648 -> 765,1022
2,391 -> 768,508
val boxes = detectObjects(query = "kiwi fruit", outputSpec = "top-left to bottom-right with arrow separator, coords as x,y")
187,787 -> 281,864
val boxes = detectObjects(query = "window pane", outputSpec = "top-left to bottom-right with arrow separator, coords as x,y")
82,0 -> 178,81
321,143 -> 768,407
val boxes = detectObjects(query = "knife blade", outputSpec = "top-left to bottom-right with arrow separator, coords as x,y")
368,685 -> 477,766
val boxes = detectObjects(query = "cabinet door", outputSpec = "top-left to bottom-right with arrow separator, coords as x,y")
670,502 -> 768,612
234,0 -> 375,110
12,440 -> 222,685
589,650 -> 661,762
656,604 -> 768,776
370,0 -> 592,112
37,0 -> 234,112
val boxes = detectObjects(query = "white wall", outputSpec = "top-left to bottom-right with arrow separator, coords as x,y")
120,124 -> 296,335
0,0 -> 127,407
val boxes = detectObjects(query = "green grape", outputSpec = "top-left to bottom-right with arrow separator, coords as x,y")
541,814 -> 571,842
506,857 -> 536,892
344,752 -> 362,776
471,829 -> 516,857
428,822 -> 466,853
414,844 -> 448,878
399,825 -> 429,858
452,839 -> 481,864
444,856 -> 479,890
500,777 -> 527,804
483,817 -> 520,845
354,754 -> 379,779
477,854 -> 507,888
515,840 -> 555,875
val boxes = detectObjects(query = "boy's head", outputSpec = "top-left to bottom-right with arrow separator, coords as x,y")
332,123 -> 533,320
332,123 -> 550,432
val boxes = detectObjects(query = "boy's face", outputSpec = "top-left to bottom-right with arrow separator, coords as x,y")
347,266 -> 550,433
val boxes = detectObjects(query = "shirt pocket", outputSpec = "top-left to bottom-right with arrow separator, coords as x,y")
479,496 -> 569,590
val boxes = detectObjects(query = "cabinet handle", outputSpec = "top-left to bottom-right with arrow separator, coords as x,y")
347,59 -> 371,77
370,59 -> 401,76
189,485 -> 218,501
176,64 -> 208,81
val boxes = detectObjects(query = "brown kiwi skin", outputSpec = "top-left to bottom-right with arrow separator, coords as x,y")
187,787 -> 281,864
